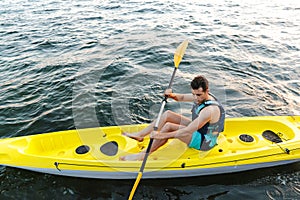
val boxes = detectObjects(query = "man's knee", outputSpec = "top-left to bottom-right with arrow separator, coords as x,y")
163,122 -> 173,131
163,110 -> 174,118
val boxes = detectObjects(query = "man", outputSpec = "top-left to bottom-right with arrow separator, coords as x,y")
120,75 -> 225,161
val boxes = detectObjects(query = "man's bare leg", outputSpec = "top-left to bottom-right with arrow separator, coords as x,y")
120,122 -> 186,161
122,110 -> 191,141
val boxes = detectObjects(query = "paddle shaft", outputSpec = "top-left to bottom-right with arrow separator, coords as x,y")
128,40 -> 188,200
141,67 -> 177,168
128,68 -> 177,200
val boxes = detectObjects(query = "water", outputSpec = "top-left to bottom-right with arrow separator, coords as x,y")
0,0 -> 299,199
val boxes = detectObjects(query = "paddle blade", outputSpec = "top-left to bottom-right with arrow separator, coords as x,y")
128,172 -> 143,200
174,40 -> 189,68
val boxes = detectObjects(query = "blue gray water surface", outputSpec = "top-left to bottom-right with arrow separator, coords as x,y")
0,0 -> 299,199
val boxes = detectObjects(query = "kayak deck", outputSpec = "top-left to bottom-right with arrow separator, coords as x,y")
0,116 -> 300,179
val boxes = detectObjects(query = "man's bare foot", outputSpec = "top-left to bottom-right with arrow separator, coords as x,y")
119,153 -> 145,161
122,132 -> 144,142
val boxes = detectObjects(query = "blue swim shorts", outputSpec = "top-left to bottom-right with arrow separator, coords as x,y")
188,131 -> 218,151
188,131 -> 202,150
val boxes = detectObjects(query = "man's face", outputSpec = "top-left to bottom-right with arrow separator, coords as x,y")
191,87 -> 208,104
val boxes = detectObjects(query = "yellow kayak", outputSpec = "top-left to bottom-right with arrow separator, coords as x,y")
0,116 -> 299,179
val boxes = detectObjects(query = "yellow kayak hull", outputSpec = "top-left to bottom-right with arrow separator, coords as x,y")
0,116 -> 300,179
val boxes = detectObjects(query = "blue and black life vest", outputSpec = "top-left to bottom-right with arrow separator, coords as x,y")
191,94 -> 225,135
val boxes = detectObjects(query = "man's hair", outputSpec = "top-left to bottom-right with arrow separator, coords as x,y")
190,75 -> 209,91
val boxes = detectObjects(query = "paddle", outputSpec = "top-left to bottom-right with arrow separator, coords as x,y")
128,40 -> 189,200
